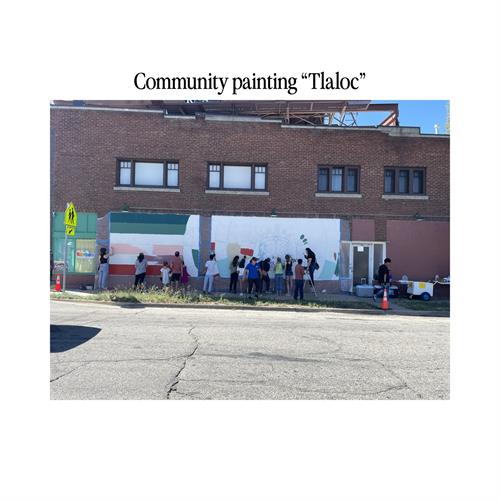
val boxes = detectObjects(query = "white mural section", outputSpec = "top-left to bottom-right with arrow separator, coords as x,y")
211,216 -> 340,280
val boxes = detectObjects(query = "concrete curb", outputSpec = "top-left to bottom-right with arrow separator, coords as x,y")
50,296 -> 450,318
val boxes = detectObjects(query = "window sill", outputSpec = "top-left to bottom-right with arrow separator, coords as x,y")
315,193 -> 362,198
382,194 -> 428,200
114,186 -> 180,193
205,189 -> 270,196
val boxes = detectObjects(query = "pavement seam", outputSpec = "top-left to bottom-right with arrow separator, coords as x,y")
50,362 -> 91,383
165,325 -> 199,399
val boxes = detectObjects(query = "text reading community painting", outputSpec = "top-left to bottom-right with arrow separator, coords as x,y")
211,216 -> 340,280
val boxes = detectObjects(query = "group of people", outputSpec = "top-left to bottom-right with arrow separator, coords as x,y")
95,245 -> 318,300
217,247 -> 318,300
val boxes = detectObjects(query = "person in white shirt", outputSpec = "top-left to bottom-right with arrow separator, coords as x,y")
160,261 -> 171,289
203,253 -> 219,294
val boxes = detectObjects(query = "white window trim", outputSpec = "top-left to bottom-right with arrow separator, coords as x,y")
315,193 -> 362,198
205,189 -> 269,196
114,186 -> 180,193
382,194 -> 429,200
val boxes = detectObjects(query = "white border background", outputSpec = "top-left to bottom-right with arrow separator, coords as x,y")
1,1 -> 499,499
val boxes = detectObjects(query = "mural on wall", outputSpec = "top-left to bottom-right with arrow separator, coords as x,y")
211,216 -> 340,280
109,213 -> 200,277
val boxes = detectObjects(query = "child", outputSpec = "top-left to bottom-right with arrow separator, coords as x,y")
293,258 -> 305,301
274,257 -> 284,296
160,261 -> 171,289
284,254 -> 294,296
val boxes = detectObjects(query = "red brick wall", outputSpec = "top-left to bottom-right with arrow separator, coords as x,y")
50,108 -> 449,222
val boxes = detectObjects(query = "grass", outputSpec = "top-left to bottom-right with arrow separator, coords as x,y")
51,286 -> 378,310
396,298 -> 450,311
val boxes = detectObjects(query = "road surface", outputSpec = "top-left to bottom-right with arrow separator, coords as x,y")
50,301 -> 449,400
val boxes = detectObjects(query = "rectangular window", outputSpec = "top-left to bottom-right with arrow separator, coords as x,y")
412,169 -> 424,194
318,168 -> 329,192
208,164 -> 221,189
224,165 -> 252,189
167,163 -> 179,187
207,163 -> 267,191
331,168 -> 343,192
135,161 -> 164,186
385,167 -> 426,195
254,166 -> 266,190
317,166 -> 360,194
75,239 -> 97,273
346,168 -> 358,193
398,170 -> 409,193
116,159 -> 180,188
119,161 -> 131,185
384,169 -> 395,193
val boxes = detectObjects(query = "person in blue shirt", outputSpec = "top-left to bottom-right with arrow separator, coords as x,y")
245,257 -> 260,298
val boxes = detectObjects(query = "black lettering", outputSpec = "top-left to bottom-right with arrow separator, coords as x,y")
134,72 -> 146,90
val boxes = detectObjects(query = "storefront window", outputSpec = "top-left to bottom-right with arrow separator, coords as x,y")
75,239 -> 97,273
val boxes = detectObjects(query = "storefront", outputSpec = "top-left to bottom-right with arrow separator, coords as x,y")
51,212 -> 98,283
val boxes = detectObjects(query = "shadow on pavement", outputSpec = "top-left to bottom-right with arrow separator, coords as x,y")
110,295 -> 146,309
50,324 -> 101,353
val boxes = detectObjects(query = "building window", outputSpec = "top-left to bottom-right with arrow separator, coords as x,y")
398,170 -> 409,193
207,163 -> 267,191
116,159 -> 179,188
384,167 -> 425,195
317,166 -> 360,193
119,161 -> 132,185
208,164 -> 221,188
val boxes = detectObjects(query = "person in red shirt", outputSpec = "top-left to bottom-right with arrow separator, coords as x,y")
170,251 -> 184,292
294,258 -> 305,300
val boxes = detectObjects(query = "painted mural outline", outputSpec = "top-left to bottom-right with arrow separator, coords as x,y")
211,216 -> 340,279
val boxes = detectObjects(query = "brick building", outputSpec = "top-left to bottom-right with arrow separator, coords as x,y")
50,100 -> 450,292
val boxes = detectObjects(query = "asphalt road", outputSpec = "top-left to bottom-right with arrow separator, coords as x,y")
50,301 -> 449,400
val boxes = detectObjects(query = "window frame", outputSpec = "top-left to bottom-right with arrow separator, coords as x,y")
116,158 -> 180,188
206,162 -> 268,191
384,167 -> 426,195
316,165 -> 360,194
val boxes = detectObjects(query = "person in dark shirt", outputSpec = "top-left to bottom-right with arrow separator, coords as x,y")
374,257 -> 392,300
261,258 -> 271,293
304,248 -> 317,285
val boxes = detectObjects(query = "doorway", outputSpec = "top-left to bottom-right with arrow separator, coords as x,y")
353,245 -> 370,285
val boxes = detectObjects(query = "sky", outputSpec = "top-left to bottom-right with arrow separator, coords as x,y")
355,100 -> 449,134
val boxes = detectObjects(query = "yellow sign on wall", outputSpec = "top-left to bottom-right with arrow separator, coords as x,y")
66,225 -> 75,236
64,202 -> 78,227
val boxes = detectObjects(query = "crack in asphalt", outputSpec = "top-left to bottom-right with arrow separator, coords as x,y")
50,362 -> 91,383
165,326 -> 198,399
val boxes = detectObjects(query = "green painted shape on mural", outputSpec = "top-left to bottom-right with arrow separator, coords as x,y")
110,212 -> 190,226
110,222 -> 187,235
192,249 -> 199,271
318,260 -> 336,280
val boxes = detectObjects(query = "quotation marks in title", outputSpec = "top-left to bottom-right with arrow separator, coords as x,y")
301,71 -> 366,90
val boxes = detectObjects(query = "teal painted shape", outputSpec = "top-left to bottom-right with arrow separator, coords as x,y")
110,212 -> 190,235
318,260 -> 336,280
52,212 -> 97,239
217,258 -> 230,278
191,249 -> 199,271
110,212 -> 190,225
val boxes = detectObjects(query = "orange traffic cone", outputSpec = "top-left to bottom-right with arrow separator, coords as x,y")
381,286 -> 390,310
55,274 -> 61,292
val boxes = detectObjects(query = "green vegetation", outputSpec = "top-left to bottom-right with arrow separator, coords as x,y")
51,287 -> 378,310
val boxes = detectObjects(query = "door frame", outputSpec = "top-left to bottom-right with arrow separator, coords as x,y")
345,241 -> 387,293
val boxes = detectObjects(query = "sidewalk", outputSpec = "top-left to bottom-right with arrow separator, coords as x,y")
50,286 -> 449,317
